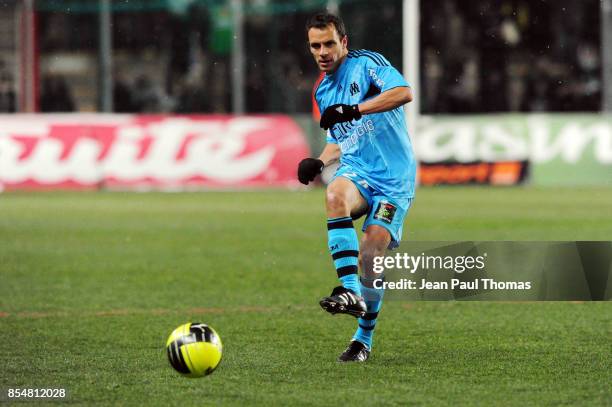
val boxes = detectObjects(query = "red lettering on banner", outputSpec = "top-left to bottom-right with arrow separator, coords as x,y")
13,136 -> 39,160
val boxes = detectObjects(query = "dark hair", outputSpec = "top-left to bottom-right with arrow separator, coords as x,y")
305,12 -> 346,38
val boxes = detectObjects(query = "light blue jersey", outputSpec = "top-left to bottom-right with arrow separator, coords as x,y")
314,49 -> 416,199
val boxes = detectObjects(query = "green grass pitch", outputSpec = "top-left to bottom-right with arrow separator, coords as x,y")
1,187 -> 611,406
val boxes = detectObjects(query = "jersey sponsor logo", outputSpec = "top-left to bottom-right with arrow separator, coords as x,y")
373,201 -> 397,224
350,82 -> 360,96
338,119 -> 375,153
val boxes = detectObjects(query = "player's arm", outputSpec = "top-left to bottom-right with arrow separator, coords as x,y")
320,54 -> 412,130
297,143 -> 340,185
358,86 -> 412,115
318,143 -> 341,166
320,87 -> 412,129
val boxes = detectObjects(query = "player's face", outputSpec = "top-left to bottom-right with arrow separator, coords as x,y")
308,24 -> 348,73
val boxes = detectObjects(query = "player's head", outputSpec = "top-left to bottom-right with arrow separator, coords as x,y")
306,12 -> 348,73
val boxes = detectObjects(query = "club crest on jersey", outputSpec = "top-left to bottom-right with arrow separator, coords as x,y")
373,201 -> 396,224
350,82 -> 360,96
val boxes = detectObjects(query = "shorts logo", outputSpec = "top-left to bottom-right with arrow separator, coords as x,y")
373,201 -> 396,224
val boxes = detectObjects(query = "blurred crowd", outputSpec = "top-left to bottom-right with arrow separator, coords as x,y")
421,0 -> 602,113
0,0 -> 604,114
0,59 -> 16,112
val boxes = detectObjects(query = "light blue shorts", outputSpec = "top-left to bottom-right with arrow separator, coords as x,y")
333,166 -> 413,249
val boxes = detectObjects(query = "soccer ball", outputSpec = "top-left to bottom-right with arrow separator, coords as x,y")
166,322 -> 223,377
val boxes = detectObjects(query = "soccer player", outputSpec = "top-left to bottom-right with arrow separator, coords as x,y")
298,12 -> 417,362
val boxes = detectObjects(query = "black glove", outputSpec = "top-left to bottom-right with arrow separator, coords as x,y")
297,158 -> 324,185
320,104 -> 361,130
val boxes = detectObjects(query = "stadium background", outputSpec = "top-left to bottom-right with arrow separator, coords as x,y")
0,0 -> 610,405
1,0 -> 612,188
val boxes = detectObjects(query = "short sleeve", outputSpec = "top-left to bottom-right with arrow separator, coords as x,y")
363,53 -> 410,92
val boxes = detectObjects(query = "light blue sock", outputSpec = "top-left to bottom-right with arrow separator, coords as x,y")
353,277 -> 384,350
327,217 -> 361,296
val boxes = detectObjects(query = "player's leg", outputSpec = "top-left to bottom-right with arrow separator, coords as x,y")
338,226 -> 390,362
320,176 -> 369,317
341,197 -> 411,362
352,225 -> 390,348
